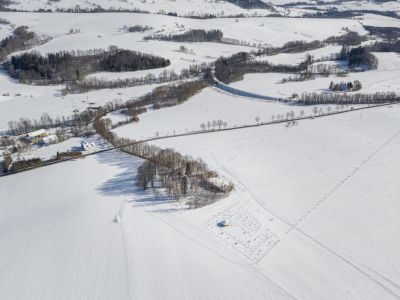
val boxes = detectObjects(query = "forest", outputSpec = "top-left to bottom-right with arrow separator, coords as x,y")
214,52 -> 312,83
7,48 -> 170,84
0,26 -> 36,61
339,46 -> 378,69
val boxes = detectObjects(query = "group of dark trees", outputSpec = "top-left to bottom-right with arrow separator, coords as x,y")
329,80 -> 362,92
339,46 -> 378,69
226,0 -> 273,9
303,10 -> 361,19
367,40 -> 400,53
94,118 -> 233,207
123,25 -> 152,33
144,79 -> 209,108
297,91 -> 399,105
7,48 -> 170,84
146,29 -> 223,43
254,40 -> 324,57
0,26 -> 36,61
364,25 -> 400,42
0,0 -> 12,11
214,52 -> 313,83
324,31 -> 366,46
100,49 -> 168,72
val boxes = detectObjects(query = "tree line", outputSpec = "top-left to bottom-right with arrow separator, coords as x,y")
145,29 -> 223,43
66,63 -> 210,94
366,40 -> 400,53
297,91 -> 399,105
94,118 -> 233,208
364,25 -> 400,42
252,31 -> 365,60
7,77 -> 211,135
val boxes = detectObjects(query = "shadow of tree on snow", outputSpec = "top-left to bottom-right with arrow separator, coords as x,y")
94,150 -> 146,198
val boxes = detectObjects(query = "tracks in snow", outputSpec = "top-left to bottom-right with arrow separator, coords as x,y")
291,126 -> 400,231
206,128 -> 400,298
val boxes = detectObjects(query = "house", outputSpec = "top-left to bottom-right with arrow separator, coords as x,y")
26,129 -> 48,144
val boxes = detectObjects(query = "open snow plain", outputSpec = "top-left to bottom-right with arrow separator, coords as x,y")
1,5 -> 400,300
151,103 -> 400,299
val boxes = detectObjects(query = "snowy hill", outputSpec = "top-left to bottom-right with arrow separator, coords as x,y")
1,1 -> 400,299
4,0 -> 275,16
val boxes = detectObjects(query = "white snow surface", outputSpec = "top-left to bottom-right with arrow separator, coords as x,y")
0,151 -> 295,300
231,52 -> 400,97
2,9 -> 400,300
151,104 -> 400,300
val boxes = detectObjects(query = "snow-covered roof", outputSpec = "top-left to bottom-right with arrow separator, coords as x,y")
41,135 -> 58,143
27,129 -> 47,138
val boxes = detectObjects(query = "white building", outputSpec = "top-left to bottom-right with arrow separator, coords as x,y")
26,129 -> 48,143
40,135 -> 58,145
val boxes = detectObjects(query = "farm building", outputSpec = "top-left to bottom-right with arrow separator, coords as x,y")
26,129 -> 48,144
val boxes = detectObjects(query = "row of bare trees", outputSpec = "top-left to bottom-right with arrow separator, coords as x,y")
297,91 -> 399,105
95,118 -> 233,208
66,63 -> 210,94
200,120 -> 228,131
7,77 -> 211,135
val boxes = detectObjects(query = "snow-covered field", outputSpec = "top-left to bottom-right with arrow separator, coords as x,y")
151,103 -> 400,299
2,102 -> 400,300
255,45 -> 342,65
0,150 -> 295,300
0,12 -> 372,131
1,6 -> 400,300
113,87 -> 323,139
1,12 -> 367,50
0,74 -> 157,131
5,0 -> 272,17
230,52 -> 400,97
